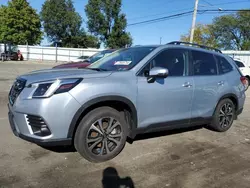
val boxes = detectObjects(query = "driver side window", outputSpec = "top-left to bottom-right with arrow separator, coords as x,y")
141,48 -> 188,77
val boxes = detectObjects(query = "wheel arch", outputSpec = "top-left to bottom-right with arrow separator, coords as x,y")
215,93 -> 239,113
67,96 -> 138,139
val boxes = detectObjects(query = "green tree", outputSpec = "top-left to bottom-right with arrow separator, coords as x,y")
41,0 -> 99,48
85,0 -> 132,48
211,10 -> 250,50
180,23 -> 220,48
63,29 -> 100,48
0,0 -> 42,45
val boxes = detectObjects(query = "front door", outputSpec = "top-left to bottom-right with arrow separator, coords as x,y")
137,48 -> 194,128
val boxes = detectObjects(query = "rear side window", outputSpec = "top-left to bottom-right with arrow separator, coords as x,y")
216,56 -> 233,74
191,50 -> 218,76
235,60 -> 245,68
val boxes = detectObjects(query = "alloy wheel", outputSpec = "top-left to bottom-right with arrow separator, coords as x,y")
86,117 -> 123,156
219,103 -> 234,128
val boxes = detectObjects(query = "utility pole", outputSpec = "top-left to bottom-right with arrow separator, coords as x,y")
160,37 -> 162,44
190,0 -> 199,43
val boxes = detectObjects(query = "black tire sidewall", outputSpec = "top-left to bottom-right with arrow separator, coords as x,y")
74,107 -> 128,163
211,99 -> 235,132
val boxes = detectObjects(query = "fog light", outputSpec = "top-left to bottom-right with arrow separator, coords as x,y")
26,115 -> 51,136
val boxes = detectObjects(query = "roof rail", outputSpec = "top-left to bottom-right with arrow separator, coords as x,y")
167,41 -> 222,53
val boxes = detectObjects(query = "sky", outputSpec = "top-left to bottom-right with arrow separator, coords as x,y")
0,0 -> 250,47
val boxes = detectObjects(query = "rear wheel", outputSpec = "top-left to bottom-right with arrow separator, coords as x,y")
209,98 -> 235,132
74,107 -> 128,163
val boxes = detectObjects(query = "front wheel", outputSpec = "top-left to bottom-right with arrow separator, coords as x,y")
209,99 -> 235,132
74,107 -> 128,163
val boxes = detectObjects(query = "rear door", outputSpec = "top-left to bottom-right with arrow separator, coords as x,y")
190,50 -> 226,119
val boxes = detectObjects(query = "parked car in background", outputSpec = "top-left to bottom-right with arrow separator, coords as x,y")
70,55 -> 90,63
53,49 -> 116,69
234,59 -> 250,90
1,43 -> 22,61
8,41 -> 246,163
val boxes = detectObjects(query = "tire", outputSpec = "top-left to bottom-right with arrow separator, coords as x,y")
74,107 -> 128,163
209,98 -> 235,132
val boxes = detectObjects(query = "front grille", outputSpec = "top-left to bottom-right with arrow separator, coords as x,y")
26,115 -> 51,136
9,78 -> 26,105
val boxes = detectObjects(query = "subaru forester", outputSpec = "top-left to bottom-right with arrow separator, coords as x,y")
8,41 -> 246,162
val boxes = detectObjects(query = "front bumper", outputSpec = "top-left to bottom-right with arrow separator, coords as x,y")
8,108 -> 72,146
7,89 -> 81,146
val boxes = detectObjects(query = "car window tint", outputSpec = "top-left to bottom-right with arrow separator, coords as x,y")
216,56 -> 233,74
191,50 -> 217,76
146,49 -> 187,77
235,60 -> 245,68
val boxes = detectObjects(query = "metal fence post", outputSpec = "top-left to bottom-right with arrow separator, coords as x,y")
26,43 -> 29,60
42,46 -> 43,61
69,49 -> 70,62
55,43 -> 58,62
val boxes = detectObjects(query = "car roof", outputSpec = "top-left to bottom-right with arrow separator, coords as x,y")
128,43 -> 222,56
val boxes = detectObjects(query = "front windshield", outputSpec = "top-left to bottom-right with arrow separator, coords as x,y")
88,47 -> 156,71
88,50 -> 113,63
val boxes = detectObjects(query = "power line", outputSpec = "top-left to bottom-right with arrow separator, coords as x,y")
210,0 -> 250,6
127,9 -> 250,27
127,11 -> 194,26
200,9 -> 250,12
128,0 -> 250,22
201,0 -> 213,6
127,7 -> 193,21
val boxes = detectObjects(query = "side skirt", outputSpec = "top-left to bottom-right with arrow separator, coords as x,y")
129,117 -> 212,139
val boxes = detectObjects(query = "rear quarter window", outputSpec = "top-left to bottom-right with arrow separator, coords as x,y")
191,50 -> 218,76
215,55 -> 233,74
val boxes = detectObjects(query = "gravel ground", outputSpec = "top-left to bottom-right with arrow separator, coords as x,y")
1,61 -> 250,188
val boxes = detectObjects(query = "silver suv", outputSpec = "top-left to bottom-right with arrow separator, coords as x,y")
8,41 -> 246,162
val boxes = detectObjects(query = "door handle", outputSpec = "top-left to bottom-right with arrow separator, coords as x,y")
182,82 -> 192,88
218,81 -> 224,86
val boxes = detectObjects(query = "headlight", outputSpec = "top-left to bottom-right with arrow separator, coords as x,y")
29,78 -> 82,98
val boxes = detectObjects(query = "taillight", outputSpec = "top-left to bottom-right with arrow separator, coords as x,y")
240,76 -> 247,85
240,76 -> 249,91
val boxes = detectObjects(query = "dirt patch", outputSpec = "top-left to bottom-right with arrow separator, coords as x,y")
25,148 -> 51,161
0,175 -> 22,187
0,92 -> 8,105
0,153 -> 10,160
0,79 -> 12,82
137,141 -> 250,188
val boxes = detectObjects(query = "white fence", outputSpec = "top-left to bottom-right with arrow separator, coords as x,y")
0,44 -> 101,62
222,51 -> 250,67
1,43 -> 250,65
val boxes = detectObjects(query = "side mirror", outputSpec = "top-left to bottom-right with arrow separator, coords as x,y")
149,67 -> 168,77
147,67 -> 168,83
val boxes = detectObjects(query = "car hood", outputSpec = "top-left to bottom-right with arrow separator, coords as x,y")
53,62 -> 90,68
18,68 -> 112,85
